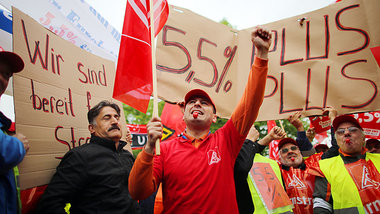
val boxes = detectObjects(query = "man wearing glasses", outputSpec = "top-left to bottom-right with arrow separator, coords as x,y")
276,109 -> 340,214
313,115 -> 380,214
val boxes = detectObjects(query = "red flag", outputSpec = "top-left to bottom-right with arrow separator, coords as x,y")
314,131 -> 328,144
161,103 -> 186,141
113,0 -> 169,113
267,120 -> 280,160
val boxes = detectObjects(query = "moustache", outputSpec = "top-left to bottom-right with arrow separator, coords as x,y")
108,125 -> 120,131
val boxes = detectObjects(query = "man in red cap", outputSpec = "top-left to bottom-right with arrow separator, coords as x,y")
313,115 -> 380,214
129,26 -> 271,213
366,138 -> 380,154
0,51 -> 30,214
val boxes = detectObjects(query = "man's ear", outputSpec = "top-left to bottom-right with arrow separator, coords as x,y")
88,124 -> 95,134
178,102 -> 185,114
212,114 -> 217,123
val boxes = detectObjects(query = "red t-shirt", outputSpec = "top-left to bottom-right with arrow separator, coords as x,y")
154,119 -> 244,213
128,57 -> 268,213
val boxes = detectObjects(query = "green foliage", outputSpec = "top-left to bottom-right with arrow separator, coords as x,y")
210,117 -> 228,133
219,17 -> 236,29
123,99 -> 165,124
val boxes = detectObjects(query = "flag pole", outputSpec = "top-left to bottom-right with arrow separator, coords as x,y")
150,0 -> 160,155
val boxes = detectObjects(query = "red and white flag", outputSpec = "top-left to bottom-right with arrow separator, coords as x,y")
113,0 -> 169,113
267,120 -> 280,160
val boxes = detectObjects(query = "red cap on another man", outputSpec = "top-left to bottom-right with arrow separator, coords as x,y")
332,115 -> 362,131
278,137 -> 298,150
184,89 -> 216,113
0,51 -> 24,73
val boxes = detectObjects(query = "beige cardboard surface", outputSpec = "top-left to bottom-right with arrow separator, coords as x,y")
157,0 -> 380,120
12,7 -> 131,190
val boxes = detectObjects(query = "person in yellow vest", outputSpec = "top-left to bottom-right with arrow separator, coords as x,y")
313,115 -> 380,214
235,108 -> 340,214
234,125 -> 293,214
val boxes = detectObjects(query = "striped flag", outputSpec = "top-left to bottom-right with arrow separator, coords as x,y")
267,120 -> 280,160
113,0 -> 169,113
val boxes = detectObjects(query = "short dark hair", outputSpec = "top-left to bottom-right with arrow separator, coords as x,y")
87,100 -> 120,125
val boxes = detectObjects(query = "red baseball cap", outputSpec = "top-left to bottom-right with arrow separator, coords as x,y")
332,115 -> 362,131
184,89 -> 216,113
278,138 -> 298,150
0,51 -> 24,73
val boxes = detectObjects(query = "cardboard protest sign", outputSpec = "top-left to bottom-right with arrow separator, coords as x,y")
156,0 -> 380,120
12,7 -> 129,190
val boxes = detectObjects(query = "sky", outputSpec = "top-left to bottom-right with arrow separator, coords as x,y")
85,0 -> 336,31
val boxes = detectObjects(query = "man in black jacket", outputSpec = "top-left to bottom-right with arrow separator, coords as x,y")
37,100 -> 140,214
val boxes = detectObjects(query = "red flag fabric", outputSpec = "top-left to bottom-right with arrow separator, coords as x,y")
370,46 -> 380,68
314,131 -> 329,144
267,120 -> 280,160
161,103 -> 186,141
113,0 -> 169,113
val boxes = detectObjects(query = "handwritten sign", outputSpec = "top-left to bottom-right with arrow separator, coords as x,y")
156,0 -> 380,120
250,162 -> 292,212
12,7 -> 129,190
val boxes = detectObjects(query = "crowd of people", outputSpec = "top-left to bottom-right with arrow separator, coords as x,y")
1,26 -> 379,214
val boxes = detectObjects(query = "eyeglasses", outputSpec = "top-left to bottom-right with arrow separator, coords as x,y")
280,145 -> 298,154
336,127 -> 360,135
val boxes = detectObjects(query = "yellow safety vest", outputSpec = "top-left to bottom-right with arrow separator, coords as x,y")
247,154 -> 293,214
319,153 -> 380,214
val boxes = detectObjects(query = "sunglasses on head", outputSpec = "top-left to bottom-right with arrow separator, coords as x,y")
280,145 -> 298,153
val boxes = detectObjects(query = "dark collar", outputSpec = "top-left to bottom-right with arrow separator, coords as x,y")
339,152 -> 366,164
90,135 -> 126,152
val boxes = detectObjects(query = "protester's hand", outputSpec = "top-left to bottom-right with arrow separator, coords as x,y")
247,125 -> 260,142
306,127 -> 316,143
126,128 -> 132,145
251,26 -> 272,59
287,112 -> 304,131
269,126 -> 286,141
145,116 -> 162,154
322,106 -> 338,121
15,133 -> 30,153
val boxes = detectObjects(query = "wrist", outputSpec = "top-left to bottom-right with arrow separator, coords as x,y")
144,144 -> 154,154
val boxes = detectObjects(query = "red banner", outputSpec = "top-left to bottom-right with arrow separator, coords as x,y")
351,111 -> 380,139
127,124 -> 147,149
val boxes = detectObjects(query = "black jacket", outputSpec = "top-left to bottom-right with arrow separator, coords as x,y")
37,136 -> 140,214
